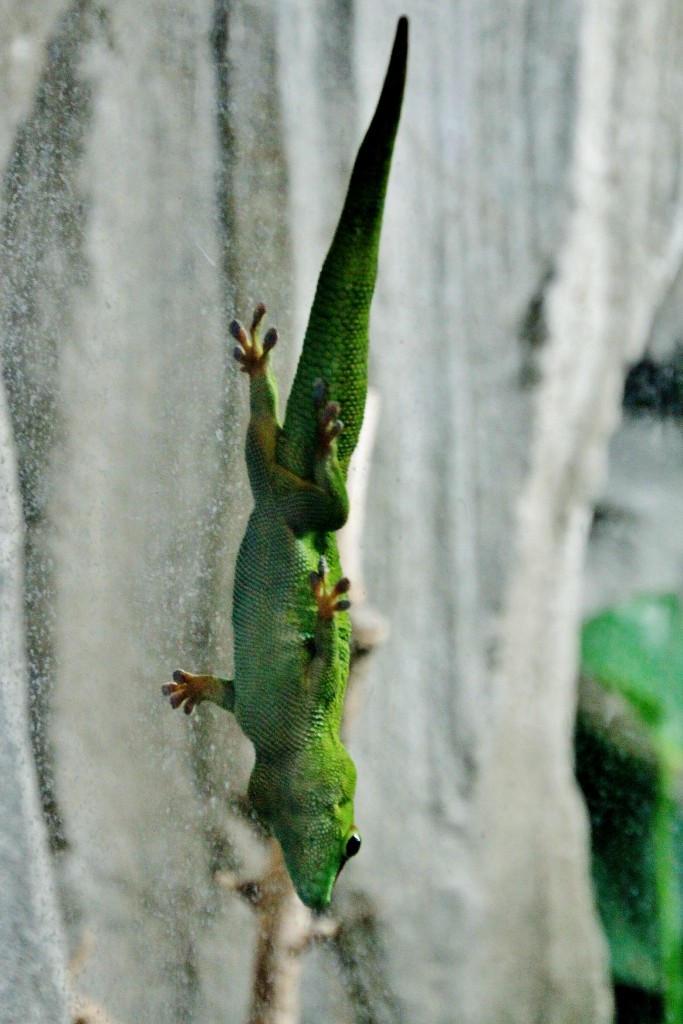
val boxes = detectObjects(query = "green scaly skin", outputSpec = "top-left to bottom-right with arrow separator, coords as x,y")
164,18 -> 407,911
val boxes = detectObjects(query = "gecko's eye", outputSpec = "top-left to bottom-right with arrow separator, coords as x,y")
336,829 -> 362,880
345,830 -> 362,859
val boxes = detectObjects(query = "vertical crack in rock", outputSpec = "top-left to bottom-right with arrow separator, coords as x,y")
0,0 -> 106,853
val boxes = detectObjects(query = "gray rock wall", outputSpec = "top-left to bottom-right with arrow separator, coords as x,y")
1,0 -> 681,1021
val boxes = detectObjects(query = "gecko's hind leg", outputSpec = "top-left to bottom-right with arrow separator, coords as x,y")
162,670 -> 235,714
273,381 -> 350,534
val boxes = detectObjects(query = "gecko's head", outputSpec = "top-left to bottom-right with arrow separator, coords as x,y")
254,746 -> 361,912
281,798 -> 362,912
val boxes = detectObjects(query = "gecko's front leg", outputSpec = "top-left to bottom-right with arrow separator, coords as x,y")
307,555 -> 351,698
309,555 -> 351,621
162,670 -> 235,714
272,379 -> 350,535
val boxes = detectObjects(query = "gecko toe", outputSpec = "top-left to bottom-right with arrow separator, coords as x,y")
309,569 -> 322,592
312,378 -> 329,408
163,685 -> 189,711
263,327 -> 278,353
320,402 -> 341,425
230,319 -> 247,343
250,303 -> 267,333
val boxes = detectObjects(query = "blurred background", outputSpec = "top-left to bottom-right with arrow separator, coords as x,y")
2,1 -> 683,1022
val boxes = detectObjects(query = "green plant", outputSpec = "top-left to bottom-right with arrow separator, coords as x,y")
580,594 -> 683,1023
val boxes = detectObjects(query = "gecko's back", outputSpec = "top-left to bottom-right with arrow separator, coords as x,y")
232,497 -> 350,761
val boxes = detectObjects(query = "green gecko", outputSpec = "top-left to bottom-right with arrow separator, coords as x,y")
163,17 -> 407,911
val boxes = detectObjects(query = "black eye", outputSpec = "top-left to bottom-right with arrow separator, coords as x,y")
345,831 -> 362,858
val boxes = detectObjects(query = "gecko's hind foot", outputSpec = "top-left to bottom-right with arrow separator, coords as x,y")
312,378 -> 344,455
309,555 -> 351,620
162,669 -> 222,715
231,303 -> 278,377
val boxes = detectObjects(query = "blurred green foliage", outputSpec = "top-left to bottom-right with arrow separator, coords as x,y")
578,593 -> 683,1016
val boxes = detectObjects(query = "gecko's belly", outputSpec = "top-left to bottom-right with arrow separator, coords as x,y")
231,512 -> 317,753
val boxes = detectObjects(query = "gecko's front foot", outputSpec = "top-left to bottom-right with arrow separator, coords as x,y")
309,556 -> 351,620
313,378 -> 344,456
231,303 -> 278,377
162,670 -> 224,715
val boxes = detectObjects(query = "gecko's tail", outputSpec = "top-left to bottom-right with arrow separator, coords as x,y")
278,17 -> 408,481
